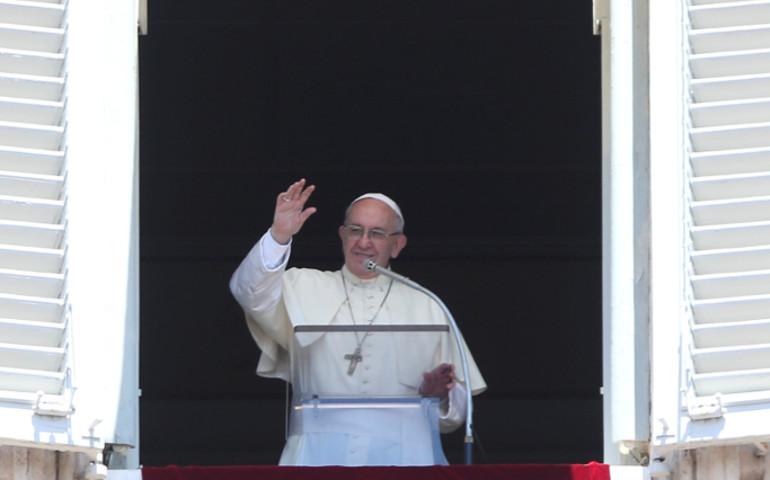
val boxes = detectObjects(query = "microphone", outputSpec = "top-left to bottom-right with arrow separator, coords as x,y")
363,259 -> 416,287
363,259 -> 476,464
363,258 -> 381,273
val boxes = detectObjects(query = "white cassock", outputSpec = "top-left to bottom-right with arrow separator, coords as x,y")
230,232 -> 487,466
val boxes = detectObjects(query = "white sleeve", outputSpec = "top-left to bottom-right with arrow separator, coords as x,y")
229,231 -> 291,313
438,382 -> 467,433
261,230 -> 291,270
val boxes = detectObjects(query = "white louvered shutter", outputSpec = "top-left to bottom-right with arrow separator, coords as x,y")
0,0 -> 70,409
0,2 -> 141,469
652,0 -> 770,449
687,0 -> 770,405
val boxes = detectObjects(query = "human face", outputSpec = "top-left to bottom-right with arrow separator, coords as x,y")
339,198 -> 407,279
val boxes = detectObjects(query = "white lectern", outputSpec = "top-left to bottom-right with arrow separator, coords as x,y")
287,324 -> 451,466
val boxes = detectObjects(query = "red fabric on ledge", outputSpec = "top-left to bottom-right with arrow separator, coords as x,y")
142,463 -> 610,480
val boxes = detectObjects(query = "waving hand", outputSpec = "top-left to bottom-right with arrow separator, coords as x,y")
269,179 -> 317,245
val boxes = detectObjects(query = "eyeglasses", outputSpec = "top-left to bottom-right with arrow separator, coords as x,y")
342,224 -> 402,243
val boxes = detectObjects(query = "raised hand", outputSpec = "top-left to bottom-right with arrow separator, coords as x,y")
419,363 -> 456,399
270,179 -> 317,245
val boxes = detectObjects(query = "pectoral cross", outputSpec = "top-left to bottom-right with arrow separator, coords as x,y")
345,347 -> 363,375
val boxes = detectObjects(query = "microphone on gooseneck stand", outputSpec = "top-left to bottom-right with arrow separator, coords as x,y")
363,259 -> 476,465
363,259 -> 417,288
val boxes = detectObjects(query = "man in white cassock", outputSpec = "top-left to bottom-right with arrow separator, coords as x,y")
230,179 -> 486,466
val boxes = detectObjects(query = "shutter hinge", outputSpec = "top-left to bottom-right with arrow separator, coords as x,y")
34,387 -> 76,417
593,0 -> 609,35
687,393 -> 725,420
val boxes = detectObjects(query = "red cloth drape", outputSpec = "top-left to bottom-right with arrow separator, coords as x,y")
142,463 -> 610,480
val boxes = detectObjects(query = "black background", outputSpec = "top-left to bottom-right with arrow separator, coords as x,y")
138,0 -> 603,466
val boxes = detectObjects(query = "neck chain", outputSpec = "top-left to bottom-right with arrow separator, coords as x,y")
340,271 -> 394,375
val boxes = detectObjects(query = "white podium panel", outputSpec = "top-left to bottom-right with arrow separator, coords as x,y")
287,325 -> 450,466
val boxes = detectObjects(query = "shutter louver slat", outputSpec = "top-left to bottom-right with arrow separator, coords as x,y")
691,24 -> 770,53
0,293 -> 63,322
691,147 -> 770,175
692,246 -> 770,274
0,268 -> 62,297
691,172 -> 770,199
692,270 -> 770,298
691,98 -> 770,127
0,245 -> 63,273
690,123 -> 770,150
0,318 -> 64,347
692,221 -> 770,249
0,48 -> 63,76
0,121 -> 63,150
0,0 -> 67,400
690,1 -> 770,29
693,318 -> 770,347
0,367 -> 64,395
692,369 -> 770,396
0,97 -> 64,124
0,195 -> 63,223
691,196 -> 770,225
693,343 -> 770,373
692,73 -> 770,102
0,342 -> 64,371
0,73 -> 64,100
693,0 -> 742,4
692,295 -> 770,323
691,49 -> 770,77
0,23 -> 64,52
0,2 -> 65,29
0,221 -> 63,248
0,170 -> 63,198
0,146 -> 63,175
